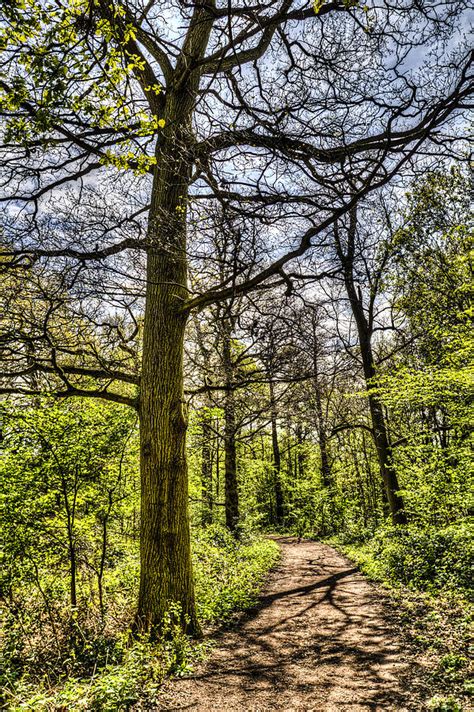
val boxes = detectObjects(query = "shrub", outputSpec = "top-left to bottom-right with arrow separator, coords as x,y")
427,695 -> 462,712
193,525 -> 280,622
334,523 -> 473,595
2,529 -> 280,709
369,523 -> 473,594
3,608 -> 198,711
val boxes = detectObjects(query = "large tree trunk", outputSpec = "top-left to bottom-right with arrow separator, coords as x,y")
137,111 -> 196,637
136,2 -> 215,636
138,228 -> 199,635
269,377 -> 284,526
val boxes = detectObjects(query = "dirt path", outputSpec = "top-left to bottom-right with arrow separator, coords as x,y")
158,537 -> 421,711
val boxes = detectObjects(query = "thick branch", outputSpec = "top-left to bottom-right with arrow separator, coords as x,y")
0,385 -> 137,409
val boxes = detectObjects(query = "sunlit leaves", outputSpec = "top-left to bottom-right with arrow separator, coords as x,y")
0,0 -> 164,168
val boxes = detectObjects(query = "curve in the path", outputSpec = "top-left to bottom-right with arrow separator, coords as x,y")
158,537 -> 420,711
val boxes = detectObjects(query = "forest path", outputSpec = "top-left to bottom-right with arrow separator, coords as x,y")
158,537 -> 421,711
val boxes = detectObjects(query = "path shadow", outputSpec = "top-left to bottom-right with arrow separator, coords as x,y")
166,539 -> 423,711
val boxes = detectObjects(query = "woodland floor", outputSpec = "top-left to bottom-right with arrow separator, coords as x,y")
157,537 -> 426,711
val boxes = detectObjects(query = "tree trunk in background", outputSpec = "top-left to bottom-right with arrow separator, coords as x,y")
201,412 -> 213,526
222,320 -> 239,533
62,474 -> 77,608
351,436 -> 368,527
296,423 -> 306,478
311,350 -> 332,492
215,418 -> 220,500
314,383 -> 335,532
336,212 -> 406,525
361,431 -> 380,524
310,337 -> 336,531
269,377 -> 284,526
285,418 -> 294,480
366,387 -> 406,524
223,393 -> 239,532
69,544 -> 77,608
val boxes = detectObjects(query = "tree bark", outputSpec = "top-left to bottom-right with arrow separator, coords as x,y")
269,377 -> 284,526
222,321 -> 239,533
215,417 -> 220,501
336,212 -> 406,525
136,1 -> 216,636
138,217 -> 199,633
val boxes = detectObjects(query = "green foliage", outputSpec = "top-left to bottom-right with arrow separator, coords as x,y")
1,0 -> 164,171
334,523 -> 473,594
2,526 -> 277,709
5,627 -> 195,711
1,398 -> 138,582
1,398 -> 140,694
370,167 -> 474,528
0,398 -> 278,711
427,696 -> 462,712
193,525 -> 280,622
2,165 -> 472,710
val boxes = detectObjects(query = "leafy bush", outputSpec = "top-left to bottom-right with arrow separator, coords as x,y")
2,529 -> 279,709
6,635 -> 172,711
427,695 -> 462,712
335,523 -> 473,595
193,525 -> 280,622
3,603 -> 205,710
372,524 -> 473,593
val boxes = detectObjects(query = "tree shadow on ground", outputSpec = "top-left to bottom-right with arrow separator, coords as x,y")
166,538 -> 424,711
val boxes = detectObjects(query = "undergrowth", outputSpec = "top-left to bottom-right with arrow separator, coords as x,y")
333,523 -> 473,595
328,522 -> 473,711
193,525 -> 280,622
1,528 -> 280,711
